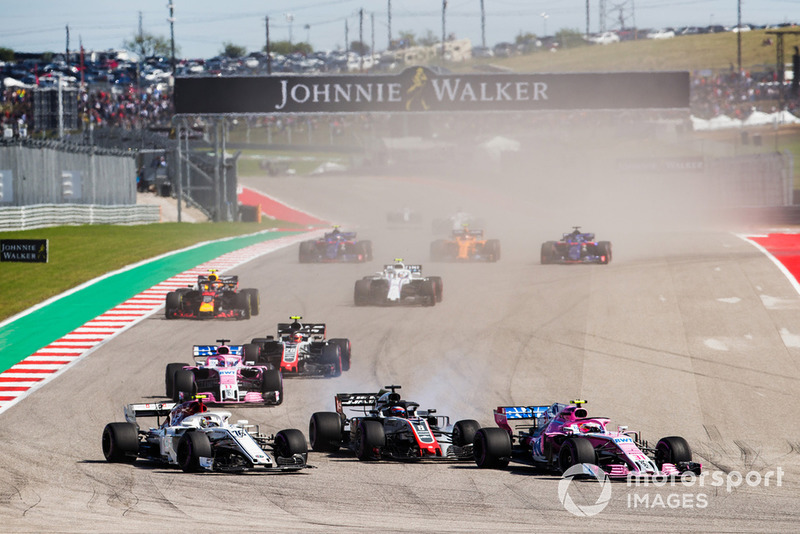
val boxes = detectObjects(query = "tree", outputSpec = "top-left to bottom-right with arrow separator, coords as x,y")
418,29 -> 439,47
350,41 -> 370,56
122,32 -> 175,59
555,29 -> 589,49
0,47 -> 14,62
264,40 -> 312,56
515,32 -> 537,45
396,30 -> 416,48
221,42 -> 246,58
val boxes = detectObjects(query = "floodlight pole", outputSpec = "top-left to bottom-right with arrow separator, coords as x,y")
168,0 -> 176,74
442,0 -> 447,59
737,0 -> 742,74
265,16 -> 272,75
480,0 -> 486,49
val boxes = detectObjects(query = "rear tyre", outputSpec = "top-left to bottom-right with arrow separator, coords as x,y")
354,279 -> 371,306
558,437 -> 596,472
242,289 -> 260,315
541,241 -> 557,264
275,428 -> 308,460
309,412 -> 343,452
597,241 -> 612,264
421,280 -> 436,307
299,241 -> 316,263
243,343 -> 261,364
322,344 -> 342,377
473,428 -> 511,468
655,436 -> 692,468
329,338 -> 351,372
177,431 -> 212,473
356,240 -> 373,261
355,420 -> 385,461
236,292 -> 251,320
428,276 -> 443,302
102,422 -> 139,463
165,292 -> 181,319
165,363 -> 187,398
173,369 -> 197,402
452,419 -> 481,447
261,369 -> 283,405
484,239 -> 501,262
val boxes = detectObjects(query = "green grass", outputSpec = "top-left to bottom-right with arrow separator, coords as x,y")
0,221 -> 301,323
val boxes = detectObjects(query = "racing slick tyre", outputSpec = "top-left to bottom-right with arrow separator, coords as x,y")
453,419 -> 481,447
243,343 -> 262,364
102,422 -> 139,463
329,338 -> 352,372
596,241 -> 612,264
235,292 -> 251,320
654,436 -> 692,469
541,241 -> 557,264
473,428 -> 511,469
261,369 -> 283,405
428,276 -> 443,303
173,369 -> 197,402
558,437 -> 596,473
242,289 -> 260,316
165,291 -> 181,319
484,239 -> 501,262
177,431 -> 212,473
356,240 -> 373,262
421,280 -> 436,307
309,412 -> 343,452
355,420 -> 385,461
322,344 -> 342,377
298,241 -> 316,263
165,362 -> 188,398
354,279 -> 372,306
275,429 -> 309,461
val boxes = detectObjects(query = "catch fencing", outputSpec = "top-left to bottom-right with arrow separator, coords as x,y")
0,204 -> 161,231
0,139 -> 136,207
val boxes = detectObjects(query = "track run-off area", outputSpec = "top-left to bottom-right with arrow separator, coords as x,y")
0,171 -> 799,531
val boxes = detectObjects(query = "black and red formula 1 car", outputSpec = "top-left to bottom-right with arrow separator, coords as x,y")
298,226 -> 373,263
541,227 -> 612,264
308,385 -> 479,461
165,270 -> 259,320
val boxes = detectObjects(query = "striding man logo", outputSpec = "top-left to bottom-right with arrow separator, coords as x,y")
405,67 -> 429,111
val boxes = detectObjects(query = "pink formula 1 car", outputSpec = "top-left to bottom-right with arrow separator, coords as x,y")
473,400 -> 701,478
165,340 -> 283,406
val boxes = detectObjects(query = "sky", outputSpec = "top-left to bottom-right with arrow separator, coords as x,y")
2,0 -> 798,59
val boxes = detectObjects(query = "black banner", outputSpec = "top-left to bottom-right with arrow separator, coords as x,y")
1,239 -> 48,263
174,66 -> 689,115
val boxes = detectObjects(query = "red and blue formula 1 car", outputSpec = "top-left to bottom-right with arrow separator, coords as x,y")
298,226 -> 373,263
308,385 -> 479,461
540,227 -> 612,264
165,340 -> 283,406
473,400 -> 701,478
165,270 -> 259,319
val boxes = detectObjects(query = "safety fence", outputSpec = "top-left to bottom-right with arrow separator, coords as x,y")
0,204 -> 161,231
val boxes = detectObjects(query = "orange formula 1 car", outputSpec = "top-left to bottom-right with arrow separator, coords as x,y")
430,227 -> 500,262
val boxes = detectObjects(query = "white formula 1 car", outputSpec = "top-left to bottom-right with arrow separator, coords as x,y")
354,259 -> 443,306
101,398 -> 310,473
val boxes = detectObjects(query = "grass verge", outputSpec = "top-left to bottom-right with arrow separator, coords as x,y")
0,220 -> 302,323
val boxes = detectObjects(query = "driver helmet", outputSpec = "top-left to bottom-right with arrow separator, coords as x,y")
388,406 -> 406,417
293,332 -> 303,343
579,422 -> 601,434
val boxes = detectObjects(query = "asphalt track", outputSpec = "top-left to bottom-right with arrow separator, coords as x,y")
1,167 -> 799,532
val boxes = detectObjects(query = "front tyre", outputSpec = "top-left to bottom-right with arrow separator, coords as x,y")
557,437 -> 596,472
177,431 -> 212,472
452,419 -> 481,447
355,420 -> 385,461
275,429 -> 308,461
655,436 -> 692,468
261,369 -> 283,405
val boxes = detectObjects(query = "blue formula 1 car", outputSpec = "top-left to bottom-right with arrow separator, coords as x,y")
540,227 -> 612,264
298,227 -> 373,263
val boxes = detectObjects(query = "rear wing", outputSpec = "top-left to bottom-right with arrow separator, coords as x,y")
197,274 -> 239,289
383,264 -> 422,273
494,405 -> 550,434
193,345 -> 244,357
334,392 -> 380,416
124,402 -> 176,424
277,322 -> 326,340
453,229 -> 484,238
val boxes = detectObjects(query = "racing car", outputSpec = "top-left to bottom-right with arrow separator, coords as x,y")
432,210 -> 486,235
298,226 -> 373,263
308,385 -> 480,461
430,226 -> 501,262
244,316 -> 351,378
164,339 -> 283,405
473,399 -> 702,478
101,396 -> 310,473
165,270 -> 259,319
354,259 -> 443,306
540,227 -> 612,264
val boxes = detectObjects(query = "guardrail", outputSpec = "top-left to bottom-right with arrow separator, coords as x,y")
0,204 -> 161,231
